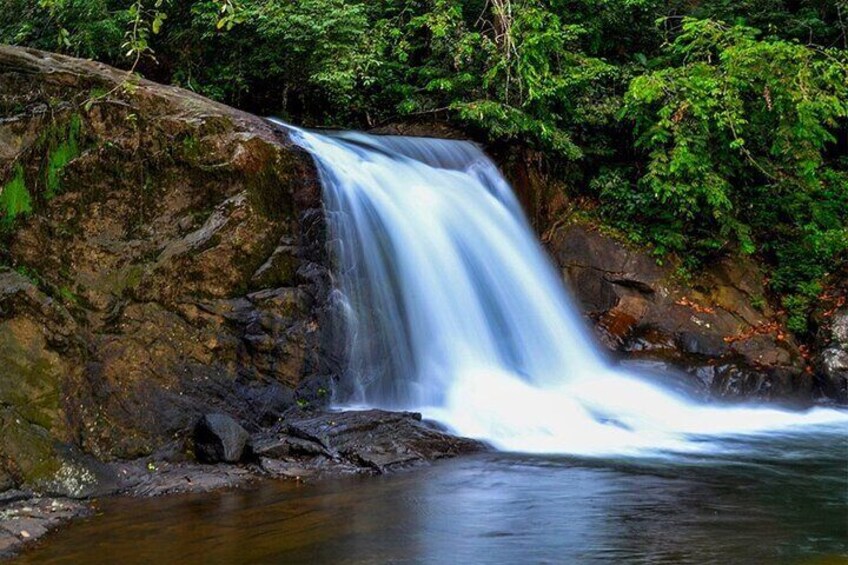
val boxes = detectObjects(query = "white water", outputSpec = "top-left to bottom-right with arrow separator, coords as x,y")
282,121 -> 848,457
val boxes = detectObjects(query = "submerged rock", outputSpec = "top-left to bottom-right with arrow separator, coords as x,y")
193,414 -> 253,463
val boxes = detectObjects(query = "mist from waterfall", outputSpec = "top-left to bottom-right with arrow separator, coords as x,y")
279,120 -> 848,457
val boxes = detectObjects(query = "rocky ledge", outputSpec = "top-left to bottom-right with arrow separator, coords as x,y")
0,408 -> 483,558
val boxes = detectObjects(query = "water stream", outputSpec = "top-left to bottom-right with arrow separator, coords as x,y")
282,122 -> 848,458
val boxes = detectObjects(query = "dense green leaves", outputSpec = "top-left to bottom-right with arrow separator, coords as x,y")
621,18 -> 848,330
1,0 -> 846,333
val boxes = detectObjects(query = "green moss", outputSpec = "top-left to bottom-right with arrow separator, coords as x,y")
0,165 -> 32,229
179,134 -> 201,162
123,264 -> 144,291
246,158 -> 295,221
94,263 -> 146,298
15,264 -> 41,285
0,321 -> 63,432
0,408 -> 100,497
0,410 -> 62,488
0,113 -> 85,235
58,286 -> 80,305
88,86 -> 109,100
45,113 -> 82,199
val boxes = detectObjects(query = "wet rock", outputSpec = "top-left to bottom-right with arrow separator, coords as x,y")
112,460 -> 256,498
237,382 -> 295,427
285,410 -> 485,473
0,497 -> 90,559
0,407 -> 117,498
294,373 -> 336,408
547,222 -> 810,402
193,414 -> 253,463
0,45 -> 333,490
255,435 -> 333,459
815,309 -> 848,402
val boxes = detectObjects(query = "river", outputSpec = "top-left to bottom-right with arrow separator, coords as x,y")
14,429 -> 847,564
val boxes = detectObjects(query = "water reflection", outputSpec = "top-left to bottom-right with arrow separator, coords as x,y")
15,441 -> 848,564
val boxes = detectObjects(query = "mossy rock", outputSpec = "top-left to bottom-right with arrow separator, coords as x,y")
0,409 -> 113,498
0,318 -> 64,433
0,45 -> 330,489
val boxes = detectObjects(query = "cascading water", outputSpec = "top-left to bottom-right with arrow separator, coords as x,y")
278,120 -> 848,457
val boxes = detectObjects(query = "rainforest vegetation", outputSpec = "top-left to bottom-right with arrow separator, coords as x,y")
2,0 -> 847,334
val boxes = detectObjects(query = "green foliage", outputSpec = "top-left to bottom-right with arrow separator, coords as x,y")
621,18 -> 848,331
0,166 -> 32,230
122,0 -> 168,64
2,0 -> 847,334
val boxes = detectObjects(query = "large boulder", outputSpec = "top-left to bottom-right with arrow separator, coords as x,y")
0,46 -> 340,494
546,222 -> 812,402
275,410 -> 483,474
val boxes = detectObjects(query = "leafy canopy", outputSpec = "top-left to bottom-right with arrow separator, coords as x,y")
1,0 -> 847,332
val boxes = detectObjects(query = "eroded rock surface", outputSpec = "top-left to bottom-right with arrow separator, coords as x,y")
266,409 -> 484,474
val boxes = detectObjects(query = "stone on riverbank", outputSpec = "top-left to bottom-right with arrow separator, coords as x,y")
193,413 -> 253,463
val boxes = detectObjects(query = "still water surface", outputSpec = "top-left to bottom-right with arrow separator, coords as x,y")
14,433 -> 848,564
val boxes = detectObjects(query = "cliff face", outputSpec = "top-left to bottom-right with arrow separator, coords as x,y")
0,46 -> 340,496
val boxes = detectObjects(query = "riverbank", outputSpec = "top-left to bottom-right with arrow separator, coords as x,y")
10,440 -> 848,564
0,408 -> 483,558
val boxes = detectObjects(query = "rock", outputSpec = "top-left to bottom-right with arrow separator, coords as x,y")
294,373 -> 336,408
284,409 -> 485,473
111,460 -> 256,498
0,497 -> 90,560
546,221 -> 811,402
193,414 -> 253,463
255,435 -> 332,459
815,308 -> 848,402
258,458 -> 319,480
0,470 -> 14,494
0,45 -> 339,492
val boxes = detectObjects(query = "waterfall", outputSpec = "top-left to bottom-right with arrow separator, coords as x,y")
279,120 -> 848,457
